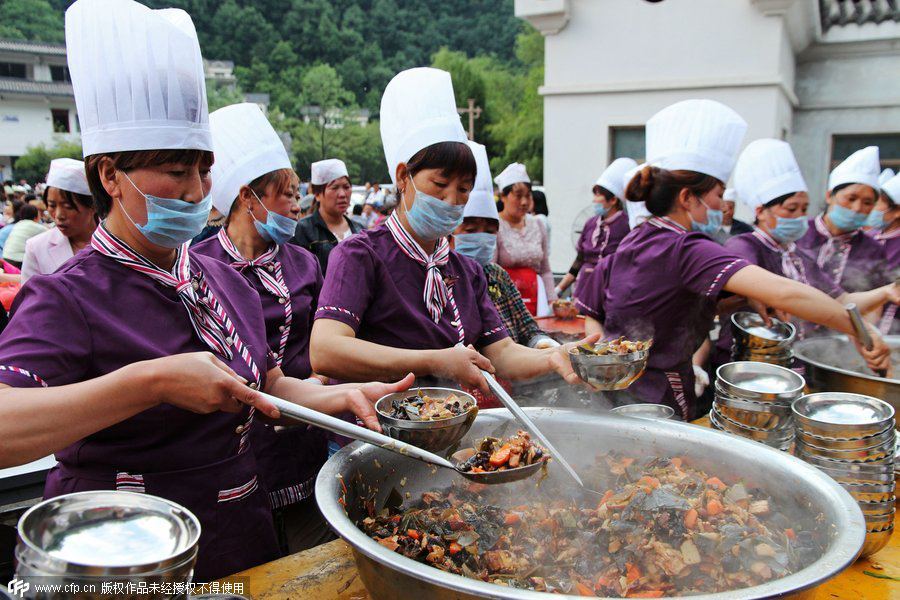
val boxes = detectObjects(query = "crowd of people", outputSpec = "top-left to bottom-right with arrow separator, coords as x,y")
0,0 -> 894,583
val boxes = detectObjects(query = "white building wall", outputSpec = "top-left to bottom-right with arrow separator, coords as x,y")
0,99 -> 77,157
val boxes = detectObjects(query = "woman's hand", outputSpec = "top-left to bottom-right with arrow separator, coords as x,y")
428,346 -> 495,393
851,327 -> 893,377
345,373 -> 415,431
552,333 -> 602,385
146,352 -> 277,416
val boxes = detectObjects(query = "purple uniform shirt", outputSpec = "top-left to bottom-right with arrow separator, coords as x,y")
574,210 -> 630,300
876,229 -> 900,269
714,229 -> 844,365
797,215 -> 889,292
316,226 -> 508,353
578,218 -> 749,421
0,248 -> 279,580
192,235 -> 328,509
873,229 -> 900,334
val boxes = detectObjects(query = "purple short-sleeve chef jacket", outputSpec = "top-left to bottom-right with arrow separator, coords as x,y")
797,216 -> 889,292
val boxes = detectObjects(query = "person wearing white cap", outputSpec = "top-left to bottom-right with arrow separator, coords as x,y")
193,102 -> 340,554
870,171 -> 900,335
0,0 -> 413,581
292,158 -> 362,273
797,146 -> 889,292
494,162 -> 556,316
20,158 -> 97,282
711,187 -> 753,245
451,141 -> 557,354
711,139 -> 899,366
311,68 -> 595,394
556,158 -> 637,300
577,100 -> 891,420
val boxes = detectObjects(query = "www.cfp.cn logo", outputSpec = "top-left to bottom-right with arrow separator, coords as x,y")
7,578 -> 29,598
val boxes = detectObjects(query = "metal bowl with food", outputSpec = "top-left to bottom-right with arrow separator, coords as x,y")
551,299 -> 579,320
375,388 -> 478,452
716,362 -> 805,404
731,312 -> 796,350
318,408 -> 865,600
568,339 -> 650,391
792,393 -> 895,440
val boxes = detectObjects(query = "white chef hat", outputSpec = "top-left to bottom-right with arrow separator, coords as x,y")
209,103 -> 292,216
380,68 -> 468,185
495,163 -> 530,192
46,158 -> 90,196
828,146 -> 880,192
645,99 -> 747,184
882,173 -> 900,205
65,0 -> 211,157
623,164 -> 651,229
595,157 -> 638,199
463,141 -> 498,221
879,168 -> 895,188
311,159 -> 349,185
722,188 -> 737,202
733,139 -> 808,210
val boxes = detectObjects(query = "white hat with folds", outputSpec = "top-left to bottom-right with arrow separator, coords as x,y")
733,139 -> 808,209
883,173 -> 900,205
623,164 -> 651,230
463,141 -> 498,220
494,163 -> 530,192
879,168 -> 895,187
46,158 -> 90,196
380,67 -> 468,185
209,102 -> 292,216
595,157 -> 638,199
65,0 -> 211,156
645,99 -> 747,183
828,146 -> 881,192
723,188 -> 737,202
311,159 -> 349,185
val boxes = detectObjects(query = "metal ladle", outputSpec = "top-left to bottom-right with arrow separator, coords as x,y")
259,391 -> 544,484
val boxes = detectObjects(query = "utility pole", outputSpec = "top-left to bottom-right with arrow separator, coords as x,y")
457,98 -> 482,141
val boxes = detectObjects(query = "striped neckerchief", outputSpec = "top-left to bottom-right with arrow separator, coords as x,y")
813,213 -> 855,284
751,227 -> 810,286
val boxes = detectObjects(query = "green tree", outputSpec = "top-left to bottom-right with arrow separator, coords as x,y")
205,80 -> 245,112
0,0 -> 65,43
14,138 -> 82,183
298,64 -> 356,160
432,48 -> 488,143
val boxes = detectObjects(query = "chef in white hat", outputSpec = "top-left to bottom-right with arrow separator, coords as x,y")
711,138 -> 899,366
311,68 -> 595,396
872,171 -> 900,267
450,141 -> 557,354
711,187 -> 754,244
20,158 -> 97,282
578,101 -> 891,420
797,146 -> 890,292
494,161 -> 556,315
557,157 -> 637,300
293,157 -> 362,273
0,0 -> 412,581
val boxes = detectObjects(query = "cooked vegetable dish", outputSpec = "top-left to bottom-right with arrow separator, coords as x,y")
385,391 -> 474,421
359,453 -> 824,597
456,431 -> 548,473
574,337 -> 650,356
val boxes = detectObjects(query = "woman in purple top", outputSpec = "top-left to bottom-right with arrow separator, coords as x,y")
192,103 -> 331,555
870,171 -> 900,334
0,0 -> 412,582
311,68 -> 590,394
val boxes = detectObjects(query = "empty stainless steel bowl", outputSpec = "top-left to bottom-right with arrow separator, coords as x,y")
859,525 -> 893,557
716,362 -> 806,403
609,403 -> 675,420
792,393 -> 895,439
731,311 -> 796,350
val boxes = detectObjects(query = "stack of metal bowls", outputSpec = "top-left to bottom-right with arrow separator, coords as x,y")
730,311 -> 796,367
792,392 -> 896,558
710,361 -> 804,451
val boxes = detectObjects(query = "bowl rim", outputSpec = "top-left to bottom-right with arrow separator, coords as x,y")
715,361 -> 806,401
731,311 -> 797,344
791,393 -> 895,431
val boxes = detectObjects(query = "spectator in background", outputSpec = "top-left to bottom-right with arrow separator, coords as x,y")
3,203 -> 47,268
350,203 -> 367,229
361,200 -> 376,228
369,182 -> 385,206
299,194 -> 315,218
712,187 -> 753,244
0,199 -> 24,250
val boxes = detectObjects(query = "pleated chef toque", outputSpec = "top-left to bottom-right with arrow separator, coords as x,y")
733,139 -> 808,209
828,146 -> 881,192
209,103 -> 292,216
463,141 -> 498,221
494,163 -> 530,192
723,188 -> 736,202
595,157 -> 638,199
311,159 -> 349,185
380,67 -> 468,184
882,172 -> 900,205
65,0 -> 211,156
879,168 -> 895,188
645,99 -> 747,183
623,164 -> 651,230
46,158 -> 90,196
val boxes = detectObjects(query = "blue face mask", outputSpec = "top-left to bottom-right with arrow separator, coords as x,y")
866,209 -> 886,230
121,172 -> 211,248
770,216 -> 809,244
828,204 -> 868,232
404,176 -> 465,241
250,189 -> 297,245
454,232 -> 496,266
691,198 -> 723,236
593,202 -> 608,217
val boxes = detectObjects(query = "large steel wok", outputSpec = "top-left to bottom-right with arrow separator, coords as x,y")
316,408 -> 865,600
794,335 -> 900,417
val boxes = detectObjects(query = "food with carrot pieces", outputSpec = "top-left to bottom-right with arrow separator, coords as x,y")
359,451 -> 825,597
670,457 -> 683,468
456,430 -> 549,473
